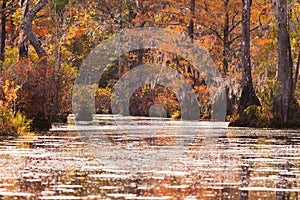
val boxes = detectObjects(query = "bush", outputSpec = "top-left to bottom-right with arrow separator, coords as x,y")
230,105 -> 273,127
244,105 -> 273,127
95,87 -> 112,114
2,58 -> 75,129
0,80 -> 31,136
0,108 -> 31,136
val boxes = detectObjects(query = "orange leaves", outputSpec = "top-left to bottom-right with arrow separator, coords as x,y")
199,35 -> 217,50
74,28 -> 86,37
163,6 -> 181,14
134,0 -> 189,28
37,55 -> 48,63
194,84 -> 209,95
34,27 -> 49,35
254,39 -> 269,46
185,77 -> 194,85
31,7 -> 52,37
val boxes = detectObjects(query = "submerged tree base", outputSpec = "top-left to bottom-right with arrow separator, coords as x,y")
230,105 -> 300,128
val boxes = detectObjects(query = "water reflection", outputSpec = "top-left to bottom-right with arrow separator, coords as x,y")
0,115 -> 299,199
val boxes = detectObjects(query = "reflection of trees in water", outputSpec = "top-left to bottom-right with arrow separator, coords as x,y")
1,130 -> 300,199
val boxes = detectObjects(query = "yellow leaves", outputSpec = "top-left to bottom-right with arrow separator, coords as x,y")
65,25 -> 87,40
0,80 -> 19,108
5,80 -> 10,86
12,8 -> 23,27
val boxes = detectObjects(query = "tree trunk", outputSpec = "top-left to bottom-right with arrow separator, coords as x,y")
18,0 -> 29,59
222,0 -> 230,74
292,51 -> 299,95
127,0 -> 135,26
239,0 -> 261,114
223,0 -> 236,116
0,0 -> 7,70
188,0 -> 195,40
273,0 -> 294,123
22,0 -> 48,61
19,0 -> 48,61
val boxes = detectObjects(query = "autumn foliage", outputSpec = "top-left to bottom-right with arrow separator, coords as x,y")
0,0 -> 299,133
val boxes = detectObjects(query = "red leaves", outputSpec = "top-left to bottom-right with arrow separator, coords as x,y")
47,67 -> 54,73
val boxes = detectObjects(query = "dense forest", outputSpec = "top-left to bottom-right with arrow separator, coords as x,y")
0,0 -> 299,134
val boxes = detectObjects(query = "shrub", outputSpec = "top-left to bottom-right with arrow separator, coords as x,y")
0,80 -> 31,136
2,58 -> 75,129
244,105 -> 273,127
95,87 -> 112,114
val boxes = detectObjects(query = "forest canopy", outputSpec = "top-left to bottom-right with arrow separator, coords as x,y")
0,0 -> 299,133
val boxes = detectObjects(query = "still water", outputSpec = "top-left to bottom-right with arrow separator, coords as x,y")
0,115 -> 299,199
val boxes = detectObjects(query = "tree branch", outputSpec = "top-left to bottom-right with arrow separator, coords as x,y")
229,35 -> 240,45
22,0 -> 48,59
200,23 -> 223,41
229,20 -> 242,33
0,6 -> 17,14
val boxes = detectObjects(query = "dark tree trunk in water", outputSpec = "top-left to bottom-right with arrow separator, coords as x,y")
0,0 -> 7,70
239,0 -> 261,114
273,0 -> 294,123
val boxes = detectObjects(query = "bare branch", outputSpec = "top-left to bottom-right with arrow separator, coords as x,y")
229,35 -> 240,45
0,6 -> 17,14
229,20 -> 242,33
200,23 -> 223,41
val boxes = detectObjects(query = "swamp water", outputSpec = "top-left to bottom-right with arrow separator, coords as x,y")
0,115 -> 299,199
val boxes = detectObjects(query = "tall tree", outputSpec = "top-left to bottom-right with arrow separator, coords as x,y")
239,0 -> 261,114
197,0 -> 242,74
197,0 -> 242,116
0,0 -> 7,70
273,0 -> 294,123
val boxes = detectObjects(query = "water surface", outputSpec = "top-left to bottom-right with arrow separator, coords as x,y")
0,115 -> 299,199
